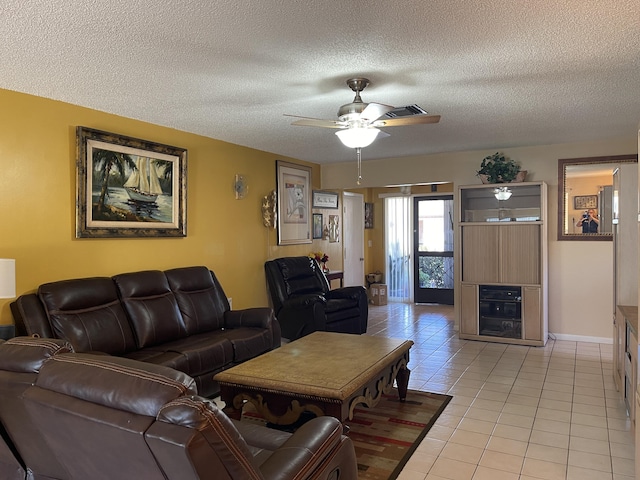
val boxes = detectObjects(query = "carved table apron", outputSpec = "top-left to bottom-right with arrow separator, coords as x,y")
214,331 -> 413,425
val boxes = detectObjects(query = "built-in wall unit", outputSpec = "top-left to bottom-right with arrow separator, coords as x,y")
636,127 -> 640,479
457,182 -> 548,346
612,163 -> 639,423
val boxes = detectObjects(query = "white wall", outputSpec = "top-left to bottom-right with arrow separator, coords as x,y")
321,136 -> 637,342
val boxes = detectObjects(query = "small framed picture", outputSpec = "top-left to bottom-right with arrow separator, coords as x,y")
312,190 -> 339,209
365,202 -> 374,229
312,213 -> 323,239
276,160 -> 312,245
573,195 -> 598,210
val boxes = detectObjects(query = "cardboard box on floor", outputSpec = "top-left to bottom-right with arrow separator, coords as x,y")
370,283 -> 387,305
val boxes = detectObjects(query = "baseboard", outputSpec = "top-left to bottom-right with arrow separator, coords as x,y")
549,332 -> 612,344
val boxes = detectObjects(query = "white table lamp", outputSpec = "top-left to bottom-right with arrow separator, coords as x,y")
0,259 -> 16,299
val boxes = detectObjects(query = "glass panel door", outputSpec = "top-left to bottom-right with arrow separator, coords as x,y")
413,195 -> 454,304
385,196 -> 412,302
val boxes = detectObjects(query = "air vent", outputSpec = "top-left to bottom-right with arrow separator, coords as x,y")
384,104 -> 428,118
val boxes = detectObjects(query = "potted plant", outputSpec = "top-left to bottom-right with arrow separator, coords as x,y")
477,152 -> 525,184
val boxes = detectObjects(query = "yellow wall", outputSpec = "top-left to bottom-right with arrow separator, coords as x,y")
0,88 -> 328,325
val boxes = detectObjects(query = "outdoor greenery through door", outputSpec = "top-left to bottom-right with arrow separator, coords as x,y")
413,195 -> 454,304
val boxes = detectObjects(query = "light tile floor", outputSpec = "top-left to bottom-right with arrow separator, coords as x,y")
366,302 -> 635,480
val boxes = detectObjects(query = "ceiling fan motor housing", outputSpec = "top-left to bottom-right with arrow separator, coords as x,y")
337,77 -> 370,121
338,102 -> 367,122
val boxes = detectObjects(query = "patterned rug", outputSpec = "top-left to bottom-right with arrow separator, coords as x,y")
241,389 -> 452,480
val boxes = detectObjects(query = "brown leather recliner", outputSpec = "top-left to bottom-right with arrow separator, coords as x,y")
264,257 -> 368,340
21,350 -> 357,480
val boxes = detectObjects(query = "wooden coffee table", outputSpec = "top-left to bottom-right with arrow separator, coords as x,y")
214,332 -> 413,425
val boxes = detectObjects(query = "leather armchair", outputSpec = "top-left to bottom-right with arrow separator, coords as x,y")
264,256 -> 368,340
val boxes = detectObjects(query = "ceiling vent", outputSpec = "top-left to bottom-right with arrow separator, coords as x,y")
384,104 -> 429,118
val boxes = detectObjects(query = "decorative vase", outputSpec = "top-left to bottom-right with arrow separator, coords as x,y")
322,262 -> 329,273
513,170 -> 527,182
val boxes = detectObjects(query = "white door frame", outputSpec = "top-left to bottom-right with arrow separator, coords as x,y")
342,192 -> 365,286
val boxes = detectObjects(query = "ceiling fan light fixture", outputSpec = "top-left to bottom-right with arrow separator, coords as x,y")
335,127 -> 379,149
494,186 -> 512,200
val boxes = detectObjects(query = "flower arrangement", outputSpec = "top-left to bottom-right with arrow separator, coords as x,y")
309,252 -> 329,264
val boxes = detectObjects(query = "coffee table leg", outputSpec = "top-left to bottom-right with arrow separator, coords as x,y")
396,366 -> 411,401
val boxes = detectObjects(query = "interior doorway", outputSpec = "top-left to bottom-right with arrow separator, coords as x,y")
413,195 -> 454,304
342,192 -> 365,286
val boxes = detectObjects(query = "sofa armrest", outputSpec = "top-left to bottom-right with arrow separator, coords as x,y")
258,416 -> 345,480
224,307 -> 275,329
10,294 -> 53,338
326,286 -> 367,301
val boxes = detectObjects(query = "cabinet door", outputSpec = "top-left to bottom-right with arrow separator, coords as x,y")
613,311 -> 624,391
523,286 -> 541,341
500,225 -> 540,285
628,329 -> 638,424
461,226 -> 499,283
460,284 -> 478,335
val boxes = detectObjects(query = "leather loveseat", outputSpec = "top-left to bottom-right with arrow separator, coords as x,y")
264,257 -> 368,341
10,266 -> 280,397
0,336 -> 357,480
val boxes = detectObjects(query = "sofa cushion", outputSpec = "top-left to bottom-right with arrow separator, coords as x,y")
325,298 -> 358,313
123,349 -> 190,372
221,327 -> 274,363
155,331 -> 234,378
114,270 -> 187,349
38,277 -> 137,355
165,266 -> 228,334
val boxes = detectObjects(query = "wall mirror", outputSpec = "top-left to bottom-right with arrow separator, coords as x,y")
558,154 -> 637,241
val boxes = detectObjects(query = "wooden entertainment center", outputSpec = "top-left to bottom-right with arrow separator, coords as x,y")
457,182 -> 548,346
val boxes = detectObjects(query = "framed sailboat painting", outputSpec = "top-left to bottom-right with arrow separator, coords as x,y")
76,127 -> 187,238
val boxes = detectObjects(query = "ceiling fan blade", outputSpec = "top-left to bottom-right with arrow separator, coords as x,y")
372,115 -> 441,127
284,114 -> 345,129
360,102 -> 395,121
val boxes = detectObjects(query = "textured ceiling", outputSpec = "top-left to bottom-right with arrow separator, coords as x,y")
1,1 -> 639,165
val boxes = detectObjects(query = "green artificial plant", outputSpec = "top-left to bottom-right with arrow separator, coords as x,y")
477,152 -> 520,184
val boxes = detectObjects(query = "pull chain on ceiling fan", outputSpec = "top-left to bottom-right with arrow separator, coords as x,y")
285,77 -> 441,183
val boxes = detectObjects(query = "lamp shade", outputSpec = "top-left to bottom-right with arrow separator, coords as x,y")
0,259 -> 15,299
335,128 -> 380,148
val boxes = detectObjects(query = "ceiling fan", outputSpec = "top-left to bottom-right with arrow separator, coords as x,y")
285,77 -> 440,184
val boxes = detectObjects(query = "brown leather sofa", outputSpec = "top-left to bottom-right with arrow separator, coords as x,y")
264,257 -> 368,340
0,337 -> 357,480
10,266 -> 281,397
0,337 -> 75,480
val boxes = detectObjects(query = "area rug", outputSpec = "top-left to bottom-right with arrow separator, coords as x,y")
241,389 -> 452,480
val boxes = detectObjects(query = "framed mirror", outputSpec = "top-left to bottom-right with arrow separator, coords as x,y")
558,154 -> 637,241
